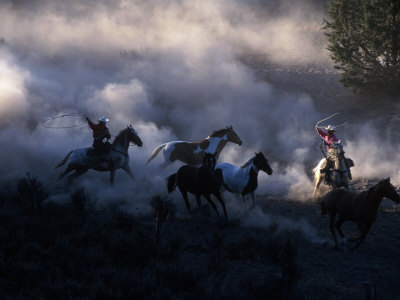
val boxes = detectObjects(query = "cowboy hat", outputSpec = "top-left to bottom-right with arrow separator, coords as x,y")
325,124 -> 336,131
98,116 -> 109,123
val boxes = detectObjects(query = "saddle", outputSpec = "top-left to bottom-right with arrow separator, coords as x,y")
87,141 -> 111,156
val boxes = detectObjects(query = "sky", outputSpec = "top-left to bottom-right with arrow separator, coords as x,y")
0,0 -> 399,209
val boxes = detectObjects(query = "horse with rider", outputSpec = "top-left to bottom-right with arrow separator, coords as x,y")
313,116 -> 355,197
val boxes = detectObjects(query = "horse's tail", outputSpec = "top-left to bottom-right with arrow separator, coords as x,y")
167,174 -> 177,193
146,144 -> 167,165
55,150 -> 73,169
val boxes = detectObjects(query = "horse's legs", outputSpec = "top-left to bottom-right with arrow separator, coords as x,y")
67,168 -> 88,184
241,194 -> 246,203
109,169 -> 116,186
213,191 -> 228,219
250,191 -> 256,208
122,165 -> 134,179
195,194 -> 202,208
203,194 -> 219,217
352,222 -> 372,251
329,211 -> 339,247
348,223 -> 363,242
335,216 -> 346,238
58,165 -> 74,181
179,188 -> 191,214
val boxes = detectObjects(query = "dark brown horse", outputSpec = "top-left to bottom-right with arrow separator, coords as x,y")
167,152 -> 227,218
320,178 -> 400,250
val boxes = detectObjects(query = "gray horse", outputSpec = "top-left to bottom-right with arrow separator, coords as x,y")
56,125 -> 142,185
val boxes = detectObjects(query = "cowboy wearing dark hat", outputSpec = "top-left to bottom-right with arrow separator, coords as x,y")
86,116 -> 111,155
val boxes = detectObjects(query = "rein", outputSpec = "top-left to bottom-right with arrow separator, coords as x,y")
320,142 -> 328,160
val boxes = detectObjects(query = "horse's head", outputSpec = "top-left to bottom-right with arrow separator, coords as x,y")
203,152 -> 217,172
379,177 -> 400,203
253,151 -> 273,175
329,142 -> 345,160
225,125 -> 243,146
127,125 -> 143,147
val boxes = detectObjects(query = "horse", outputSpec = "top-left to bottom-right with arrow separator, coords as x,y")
216,152 -> 273,208
320,178 -> 400,250
167,152 -> 228,218
55,125 -> 143,185
313,142 -> 351,198
146,125 -> 242,168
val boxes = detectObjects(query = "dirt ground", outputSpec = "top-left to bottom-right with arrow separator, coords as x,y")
259,193 -> 400,299
153,178 -> 400,300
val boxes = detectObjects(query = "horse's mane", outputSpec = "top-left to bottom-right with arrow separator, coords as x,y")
241,156 -> 255,168
363,179 -> 386,201
209,128 -> 228,138
112,128 -> 129,146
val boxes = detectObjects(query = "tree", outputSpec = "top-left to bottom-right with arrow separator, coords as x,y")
323,0 -> 400,94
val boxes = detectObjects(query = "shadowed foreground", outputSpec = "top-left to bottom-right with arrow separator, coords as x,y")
1,179 -> 400,299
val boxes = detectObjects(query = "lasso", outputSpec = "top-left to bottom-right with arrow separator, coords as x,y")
41,113 -> 86,129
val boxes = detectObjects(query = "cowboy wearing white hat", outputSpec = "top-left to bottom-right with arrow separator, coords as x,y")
86,116 -> 111,155
316,124 -> 352,180
316,124 -> 338,150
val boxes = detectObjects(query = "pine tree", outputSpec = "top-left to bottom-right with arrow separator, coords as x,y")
323,0 -> 400,94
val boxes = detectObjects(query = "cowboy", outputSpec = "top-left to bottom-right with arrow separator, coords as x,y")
316,125 -> 352,180
86,116 -> 111,155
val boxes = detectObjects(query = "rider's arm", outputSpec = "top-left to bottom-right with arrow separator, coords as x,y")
86,117 -> 96,130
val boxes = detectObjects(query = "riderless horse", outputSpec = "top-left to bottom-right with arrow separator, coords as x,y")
55,125 -> 143,185
146,126 -> 242,167
313,141 -> 352,198
167,152 -> 227,218
320,178 -> 400,250
216,152 -> 273,208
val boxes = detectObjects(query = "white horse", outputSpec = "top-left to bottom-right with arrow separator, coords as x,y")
146,126 -> 242,168
55,125 -> 143,185
216,152 -> 273,208
313,142 -> 350,197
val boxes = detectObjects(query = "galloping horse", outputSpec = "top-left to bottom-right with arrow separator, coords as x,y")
146,126 -> 242,167
167,153 -> 227,218
216,152 -> 272,208
313,142 -> 351,197
320,178 -> 400,250
55,125 -> 143,185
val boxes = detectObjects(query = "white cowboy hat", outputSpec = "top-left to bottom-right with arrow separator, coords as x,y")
99,116 -> 109,123
325,124 -> 336,131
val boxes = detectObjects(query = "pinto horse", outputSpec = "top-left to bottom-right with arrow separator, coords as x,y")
146,126 -> 242,168
216,152 -> 273,208
167,153 -> 227,218
55,125 -> 143,185
320,178 -> 400,250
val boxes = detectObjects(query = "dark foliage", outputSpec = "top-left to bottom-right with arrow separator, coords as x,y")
323,0 -> 400,94
17,173 -> 48,211
0,184 -> 302,299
